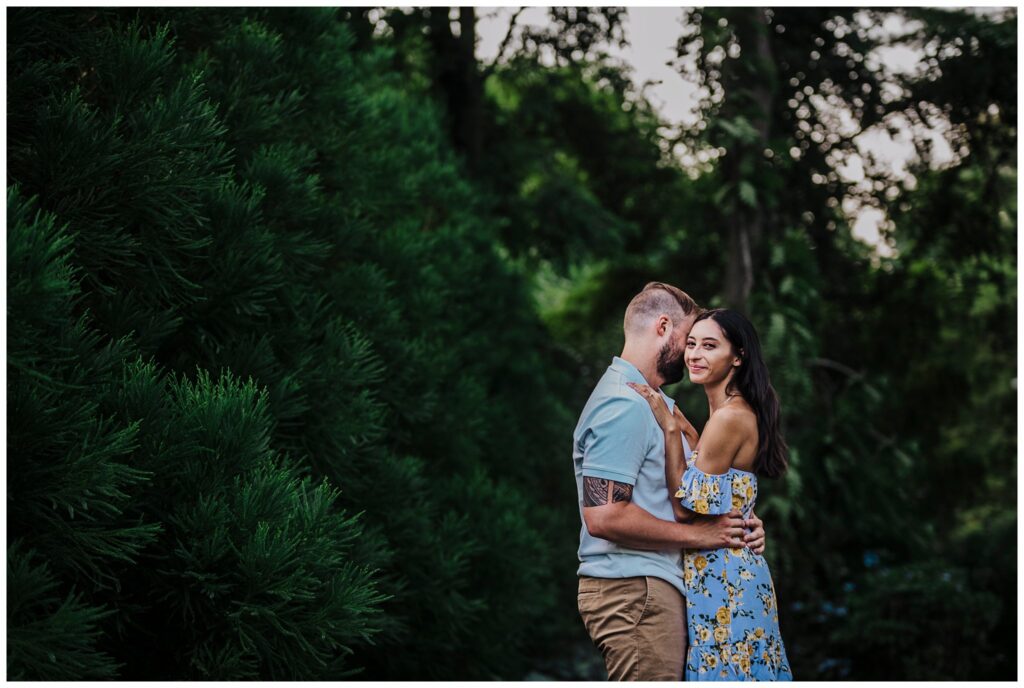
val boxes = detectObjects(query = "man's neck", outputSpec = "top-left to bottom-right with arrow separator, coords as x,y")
618,347 -> 663,390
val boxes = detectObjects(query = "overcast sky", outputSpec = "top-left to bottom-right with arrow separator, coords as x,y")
474,7 -> 971,256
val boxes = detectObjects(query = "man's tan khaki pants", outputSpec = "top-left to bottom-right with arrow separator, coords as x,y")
578,575 -> 687,681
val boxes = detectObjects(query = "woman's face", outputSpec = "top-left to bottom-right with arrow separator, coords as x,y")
685,318 -> 741,385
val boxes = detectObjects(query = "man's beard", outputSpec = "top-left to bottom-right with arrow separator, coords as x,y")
656,342 -> 687,386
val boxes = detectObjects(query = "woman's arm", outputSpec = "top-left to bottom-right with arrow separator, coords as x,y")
626,382 -> 695,523
664,425 -> 695,523
672,404 -> 699,468
671,407 -> 700,522
679,413 -> 699,452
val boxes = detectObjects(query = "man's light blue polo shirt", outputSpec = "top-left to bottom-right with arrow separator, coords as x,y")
573,356 -> 692,597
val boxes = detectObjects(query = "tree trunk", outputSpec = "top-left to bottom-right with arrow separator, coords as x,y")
458,8 -> 483,169
426,7 -> 483,172
721,8 -> 776,313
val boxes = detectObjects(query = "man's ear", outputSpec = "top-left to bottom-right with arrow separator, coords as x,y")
656,314 -> 671,337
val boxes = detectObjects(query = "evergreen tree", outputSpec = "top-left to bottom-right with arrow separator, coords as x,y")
9,7 -> 580,679
8,10 -> 389,675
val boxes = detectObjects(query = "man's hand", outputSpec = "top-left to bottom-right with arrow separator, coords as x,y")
691,509 -> 746,550
744,511 -> 765,555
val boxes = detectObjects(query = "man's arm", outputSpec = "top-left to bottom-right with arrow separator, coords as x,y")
582,477 -> 746,551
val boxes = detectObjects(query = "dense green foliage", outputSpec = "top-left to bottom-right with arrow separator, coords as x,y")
7,6 -> 1016,681
8,8 -> 577,679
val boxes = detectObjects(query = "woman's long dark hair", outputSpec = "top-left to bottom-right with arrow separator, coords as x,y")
695,309 -> 788,479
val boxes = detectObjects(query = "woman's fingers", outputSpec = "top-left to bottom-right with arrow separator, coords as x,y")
626,381 -> 646,394
626,381 -> 658,404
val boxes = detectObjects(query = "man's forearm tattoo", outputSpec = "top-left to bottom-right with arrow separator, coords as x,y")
583,477 -> 633,506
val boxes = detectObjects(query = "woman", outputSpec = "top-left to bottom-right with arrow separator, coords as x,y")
627,308 -> 793,681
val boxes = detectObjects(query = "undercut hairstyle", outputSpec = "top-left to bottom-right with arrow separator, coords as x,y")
623,281 -> 701,336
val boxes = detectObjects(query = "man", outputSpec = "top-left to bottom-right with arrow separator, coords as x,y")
573,282 -> 767,681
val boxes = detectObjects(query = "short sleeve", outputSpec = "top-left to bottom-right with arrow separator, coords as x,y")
579,397 -> 651,486
676,465 -> 734,515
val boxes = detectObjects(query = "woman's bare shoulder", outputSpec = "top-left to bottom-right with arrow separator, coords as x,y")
706,401 -> 756,435
704,401 -> 759,472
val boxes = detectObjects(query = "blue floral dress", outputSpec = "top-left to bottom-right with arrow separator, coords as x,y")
677,450 -> 793,680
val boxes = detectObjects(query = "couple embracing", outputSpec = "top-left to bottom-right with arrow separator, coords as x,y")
573,282 -> 793,681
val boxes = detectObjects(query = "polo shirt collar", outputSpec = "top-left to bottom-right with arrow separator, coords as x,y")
610,356 -> 676,412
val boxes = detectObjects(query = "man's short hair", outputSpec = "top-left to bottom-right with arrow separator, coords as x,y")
623,282 -> 701,336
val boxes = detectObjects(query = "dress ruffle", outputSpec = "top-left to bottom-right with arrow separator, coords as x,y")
676,465 -> 735,515
687,638 -> 794,681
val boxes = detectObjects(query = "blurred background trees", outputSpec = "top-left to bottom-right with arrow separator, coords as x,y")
7,5 -> 1016,680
